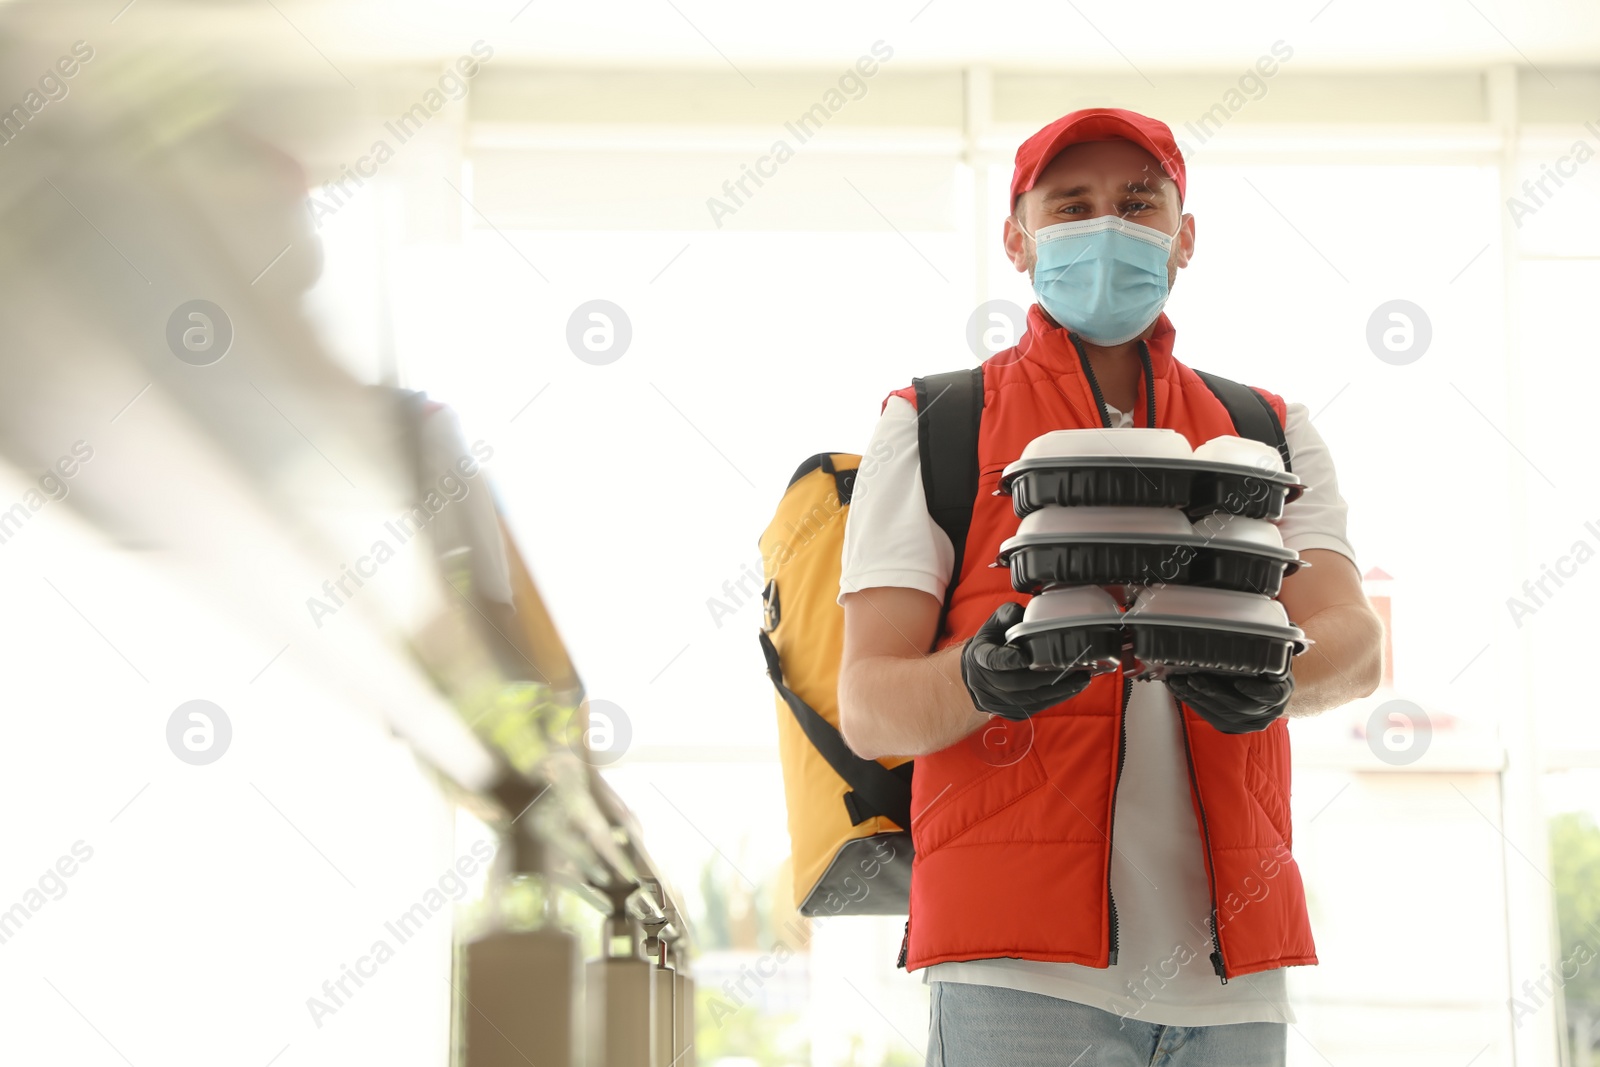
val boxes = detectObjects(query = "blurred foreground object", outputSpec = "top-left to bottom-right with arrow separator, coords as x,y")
0,6 -> 689,1063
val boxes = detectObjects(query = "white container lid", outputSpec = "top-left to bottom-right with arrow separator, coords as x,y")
1017,505 -> 1196,540
1019,427 -> 1194,463
1189,513 -> 1288,553
1018,586 -> 1125,627
1125,585 -> 1296,633
1191,434 -> 1286,476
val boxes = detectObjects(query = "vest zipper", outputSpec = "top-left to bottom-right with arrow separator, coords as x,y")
1178,710 -> 1228,983
1208,908 -> 1226,984
1068,331 -> 1154,969
897,917 -> 910,969
1106,671 -> 1132,966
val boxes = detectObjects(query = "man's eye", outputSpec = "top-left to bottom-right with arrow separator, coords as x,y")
1122,201 -> 1153,214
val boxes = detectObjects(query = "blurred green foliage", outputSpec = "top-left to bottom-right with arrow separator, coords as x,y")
1551,811 -> 1600,1058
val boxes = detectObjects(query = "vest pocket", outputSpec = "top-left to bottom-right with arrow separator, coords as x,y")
980,462 -> 1010,496
1244,740 -> 1291,847
911,730 -> 1050,856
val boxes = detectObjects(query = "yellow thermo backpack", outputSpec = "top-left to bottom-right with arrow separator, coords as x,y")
757,364 -> 1291,917
758,369 -> 984,917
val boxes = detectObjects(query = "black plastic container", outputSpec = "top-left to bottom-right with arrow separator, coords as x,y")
1010,622 -> 1127,676
1131,625 -> 1296,678
997,509 -> 1303,597
999,428 -> 1304,521
1006,464 -> 1195,515
1122,586 -> 1309,679
1002,460 -> 1303,521
1003,586 -> 1128,675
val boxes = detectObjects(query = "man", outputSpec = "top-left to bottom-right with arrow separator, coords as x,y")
835,108 -> 1384,1065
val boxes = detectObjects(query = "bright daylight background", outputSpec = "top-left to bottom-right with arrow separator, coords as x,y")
3,1 -> 1600,1065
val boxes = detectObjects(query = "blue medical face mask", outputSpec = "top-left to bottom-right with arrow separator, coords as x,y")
1018,214 -> 1181,346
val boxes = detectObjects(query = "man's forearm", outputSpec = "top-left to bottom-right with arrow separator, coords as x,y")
839,644 -> 990,760
1284,601 -> 1385,717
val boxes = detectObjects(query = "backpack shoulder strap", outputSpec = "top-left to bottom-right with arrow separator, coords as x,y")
1190,369 -> 1293,475
758,629 -> 912,830
911,367 -> 985,642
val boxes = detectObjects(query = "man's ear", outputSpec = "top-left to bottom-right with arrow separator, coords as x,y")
1173,212 -> 1196,269
1003,209 -> 1031,273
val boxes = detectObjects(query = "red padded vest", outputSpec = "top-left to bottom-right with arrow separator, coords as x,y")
887,304 -> 1317,981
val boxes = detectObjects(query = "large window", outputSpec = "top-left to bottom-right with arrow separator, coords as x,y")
300,76 -> 1600,1064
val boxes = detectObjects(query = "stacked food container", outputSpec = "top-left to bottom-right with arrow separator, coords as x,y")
993,428 -> 1314,680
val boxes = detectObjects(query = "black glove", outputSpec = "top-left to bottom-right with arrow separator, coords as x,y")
960,602 -> 1095,722
1167,668 -> 1294,734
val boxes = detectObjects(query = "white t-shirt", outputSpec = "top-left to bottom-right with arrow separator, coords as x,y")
838,394 -> 1358,1028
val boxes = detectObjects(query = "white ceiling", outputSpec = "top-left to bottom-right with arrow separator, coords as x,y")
87,0 -> 1600,72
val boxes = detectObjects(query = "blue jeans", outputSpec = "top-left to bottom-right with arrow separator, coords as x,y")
926,981 -> 1287,1067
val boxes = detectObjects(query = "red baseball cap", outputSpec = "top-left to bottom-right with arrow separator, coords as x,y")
1010,107 -> 1186,211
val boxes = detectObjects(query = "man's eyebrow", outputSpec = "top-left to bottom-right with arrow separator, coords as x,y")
1039,179 -> 1167,202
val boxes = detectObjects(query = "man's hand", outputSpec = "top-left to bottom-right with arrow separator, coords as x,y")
960,602 -> 1095,721
1167,668 -> 1295,734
